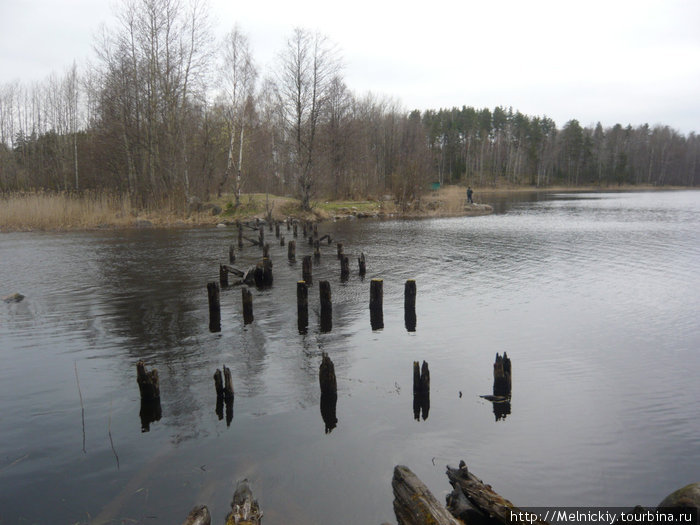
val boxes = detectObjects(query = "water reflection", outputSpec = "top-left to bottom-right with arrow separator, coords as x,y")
320,393 -> 338,433
140,399 -> 162,432
413,393 -> 430,421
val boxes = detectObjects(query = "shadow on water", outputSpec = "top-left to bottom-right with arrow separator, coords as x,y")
320,393 -> 338,433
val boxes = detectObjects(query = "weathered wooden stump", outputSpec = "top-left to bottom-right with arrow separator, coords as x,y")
258,226 -> 264,244
313,222 -> 318,238
280,235 -> 285,246
337,242 -> 344,259
340,255 -> 350,281
404,279 -> 417,332
370,278 -> 384,330
302,222 -> 307,237
242,288 -> 254,324
268,219 -> 273,232
275,222 -> 280,238
286,218 -> 291,231
137,360 -> 160,401
288,239 -> 296,260
253,257 -> 273,287
229,245 -> 236,264
319,352 -> 337,395
297,280 -> 308,334
319,280 -> 332,332
219,264 -> 229,288
207,281 -> 221,332
293,222 -> 298,237
302,255 -> 313,285
358,252 -> 367,276
237,223 -> 243,249
314,239 -> 321,260
225,479 -> 262,525
262,242 -> 270,258
493,352 -> 511,397
308,235 -> 314,246
139,397 -> 162,432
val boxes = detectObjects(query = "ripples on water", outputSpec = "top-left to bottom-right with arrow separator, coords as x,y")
0,191 -> 699,523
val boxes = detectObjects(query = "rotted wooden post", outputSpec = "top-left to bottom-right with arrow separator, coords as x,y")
337,243 -> 344,259
297,280 -> 309,333
280,235 -> 285,246
237,223 -> 243,249
288,240 -> 296,260
404,279 -> 417,332
286,218 -> 291,231
313,222 -> 318,238
340,255 -> 350,281
242,288 -> 254,325
137,360 -> 160,401
493,352 -> 512,397
302,255 -> 313,285
258,226 -> 264,245
229,244 -> 235,264
308,235 -> 314,246
293,222 -> 298,237
219,264 -> 229,288
207,281 -> 221,332
358,252 -> 367,276
302,222 -> 307,237
314,239 -> 321,260
262,242 -> 270,258
268,219 -> 273,232
319,280 -> 332,332
370,278 -> 383,330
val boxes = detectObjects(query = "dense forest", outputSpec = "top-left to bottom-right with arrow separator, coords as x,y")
0,0 -> 697,212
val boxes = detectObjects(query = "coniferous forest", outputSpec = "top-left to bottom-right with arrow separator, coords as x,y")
1,0 -> 698,212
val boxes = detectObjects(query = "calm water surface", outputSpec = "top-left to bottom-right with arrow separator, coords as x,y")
1,191 -> 699,524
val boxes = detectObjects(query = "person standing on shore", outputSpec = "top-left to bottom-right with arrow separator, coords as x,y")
467,186 -> 474,204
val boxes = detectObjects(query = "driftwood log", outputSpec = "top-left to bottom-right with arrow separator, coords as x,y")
392,465 -> 462,525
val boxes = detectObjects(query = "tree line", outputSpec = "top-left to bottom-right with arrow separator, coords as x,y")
0,0 -> 697,212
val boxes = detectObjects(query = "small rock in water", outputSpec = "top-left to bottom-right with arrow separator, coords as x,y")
3,292 -> 25,303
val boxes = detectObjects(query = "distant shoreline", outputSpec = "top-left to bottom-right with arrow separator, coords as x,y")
0,185 -> 695,232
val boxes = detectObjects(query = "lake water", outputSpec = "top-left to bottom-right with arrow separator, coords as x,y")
1,191 -> 699,524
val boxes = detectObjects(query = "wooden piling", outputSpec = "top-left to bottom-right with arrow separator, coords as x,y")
214,368 -> 224,397
493,352 -> 512,397
242,288 -> 254,324
293,222 -> 298,237
413,361 -> 430,394
229,245 -> 236,264
337,242 -> 344,259
358,252 -> 367,276
314,239 -> 321,259
280,235 -> 285,246
319,280 -> 332,332
297,280 -> 308,333
313,222 -> 318,238
286,218 -> 291,231
320,392 -> 338,434
222,365 -> 234,401
136,360 -> 160,401
262,242 -> 270,258
370,278 -> 383,329
340,255 -> 350,281
302,222 -> 307,237
302,255 -> 313,285
237,223 -> 243,249
309,235 -> 314,246
405,279 -> 417,332
207,281 -> 221,332
268,219 -> 273,232
258,226 -> 264,244
219,264 -> 229,288
319,352 -> 337,395
288,240 -> 296,260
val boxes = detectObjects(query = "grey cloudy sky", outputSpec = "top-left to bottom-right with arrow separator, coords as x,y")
1,0 -> 699,133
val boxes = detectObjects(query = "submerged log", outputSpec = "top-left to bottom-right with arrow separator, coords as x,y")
446,461 -> 549,525
226,479 -> 263,525
182,505 -> 211,525
392,465 -> 462,525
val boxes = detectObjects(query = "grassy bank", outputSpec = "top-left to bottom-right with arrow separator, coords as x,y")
0,184 -> 687,232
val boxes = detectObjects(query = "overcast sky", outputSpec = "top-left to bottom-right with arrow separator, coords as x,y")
1,0 -> 699,134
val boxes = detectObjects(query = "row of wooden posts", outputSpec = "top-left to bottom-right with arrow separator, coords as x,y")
135,352 -> 512,431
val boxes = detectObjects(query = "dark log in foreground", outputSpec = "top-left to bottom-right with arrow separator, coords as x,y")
320,392 -> 338,434
302,255 -> 313,285
228,244 -> 236,264
242,288 -> 254,324
219,264 -> 229,288
136,360 -> 160,401
319,280 -> 332,332
297,280 -> 309,333
392,465 -> 462,525
182,505 -> 211,525
288,239 -> 296,260
446,461 -> 549,525
226,479 -> 263,525
405,279 -> 417,332
319,352 -> 337,396
370,278 -> 384,330
358,252 -> 367,276
207,281 -> 221,332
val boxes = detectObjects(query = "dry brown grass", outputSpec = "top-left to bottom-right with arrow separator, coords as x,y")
0,192 -> 136,231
